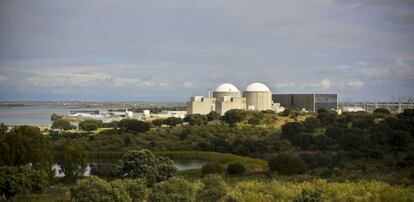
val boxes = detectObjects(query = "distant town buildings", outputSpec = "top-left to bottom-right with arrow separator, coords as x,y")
340,102 -> 414,113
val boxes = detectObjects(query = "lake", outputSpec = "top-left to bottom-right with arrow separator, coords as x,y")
53,160 -> 206,177
0,106 -> 105,125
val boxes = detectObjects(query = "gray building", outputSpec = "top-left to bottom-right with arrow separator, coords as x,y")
272,94 -> 337,112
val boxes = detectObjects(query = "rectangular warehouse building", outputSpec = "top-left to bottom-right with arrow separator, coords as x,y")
272,94 -> 337,112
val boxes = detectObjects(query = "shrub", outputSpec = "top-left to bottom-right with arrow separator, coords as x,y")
71,176 -> 130,202
207,111 -> 221,122
163,117 -> 183,126
79,119 -> 103,131
303,117 -> 321,132
113,179 -> 149,202
118,150 -> 177,185
118,119 -> 151,133
184,114 -> 208,125
197,174 -> 228,202
268,153 -> 306,174
279,109 -> 291,117
373,108 -> 391,117
201,163 -> 225,176
222,109 -> 246,126
51,119 -> 75,130
227,163 -> 245,175
281,122 -> 304,138
293,188 -> 323,202
248,117 -> 262,125
149,177 -> 195,202
0,166 -> 48,200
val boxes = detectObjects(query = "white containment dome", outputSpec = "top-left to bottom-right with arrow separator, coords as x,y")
245,82 -> 270,92
243,82 -> 272,111
215,83 -> 240,92
213,83 -> 241,98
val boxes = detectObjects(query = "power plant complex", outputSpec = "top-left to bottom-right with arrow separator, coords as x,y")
187,82 -> 338,115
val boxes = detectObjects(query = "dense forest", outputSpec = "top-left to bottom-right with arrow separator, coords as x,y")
1,108 -> 414,201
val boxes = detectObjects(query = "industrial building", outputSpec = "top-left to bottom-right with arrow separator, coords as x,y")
272,94 -> 337,112
216,96 -> 247,115
340,102 -> 414,113
213,83 -> 246,115
243,83 -> 273,111
187,82 -> 283,115
187,96 -> 216,115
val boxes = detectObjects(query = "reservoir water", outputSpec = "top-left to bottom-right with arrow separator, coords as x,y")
53,160 -> 206,177
0,106 -> 105,125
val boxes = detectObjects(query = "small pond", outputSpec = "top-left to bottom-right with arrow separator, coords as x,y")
53,160 -> 207,177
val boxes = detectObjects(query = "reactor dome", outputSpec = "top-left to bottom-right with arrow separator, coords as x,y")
245,82 -> 270,92
215,83 -> 240,92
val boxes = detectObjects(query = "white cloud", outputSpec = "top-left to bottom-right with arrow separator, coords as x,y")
183,82 -> 194,88
273,82 -> 296,88
347,80 -> 364,89
375,59 -> 414,80
320,79 -> 333,89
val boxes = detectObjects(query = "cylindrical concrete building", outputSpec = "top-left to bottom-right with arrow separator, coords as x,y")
243,82 -> 272,111
213,83 -> 241,99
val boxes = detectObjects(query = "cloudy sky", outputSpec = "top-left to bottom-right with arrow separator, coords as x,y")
0,0 -> 413,101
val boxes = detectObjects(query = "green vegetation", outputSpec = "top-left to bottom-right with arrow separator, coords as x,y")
71,176 -> 130,202
0,166 -> 48,200
227,163 -> 246,175
58,141 -> 88,182
118,150 -> 177,185
51,119 -> 76,130
1,108 -> 414,201
79,119 -> 103,132
149,177 -> 195,202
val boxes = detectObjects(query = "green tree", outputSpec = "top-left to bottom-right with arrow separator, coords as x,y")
373,108 -> 391,118
58,141 -> 88,182
71,176 -> 131,202
163,117 -> 183,126
0,126 -> 51,170
184,114 -> 208,126
201,163 -> 225,176
118,119 -> 151,133
149,177 -> 195,202
51,119 -> 75,130
112,179 -> 149,202
303,117 -> 321,132
207,111 -> 221,122
79,119 -> 103,132
279,109 -> 291,117
227,163 -> 245,175
118,150 -> 177,185
268,153 -> 306,174
197,174 -> 228,202
317,110 -> 337,126
222,109 -> 246,126
152,119 -> 165,127
0,166 -> 48,200
50,113 -> 63,121
281,122 -> 304,139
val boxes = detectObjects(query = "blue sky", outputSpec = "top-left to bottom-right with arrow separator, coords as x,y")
0,0 -> 413,102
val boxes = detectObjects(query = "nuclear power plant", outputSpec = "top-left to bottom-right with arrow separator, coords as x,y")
187,82 -> 284,115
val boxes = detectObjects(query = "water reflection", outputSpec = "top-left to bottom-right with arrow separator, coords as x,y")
53,160 -> 206,177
